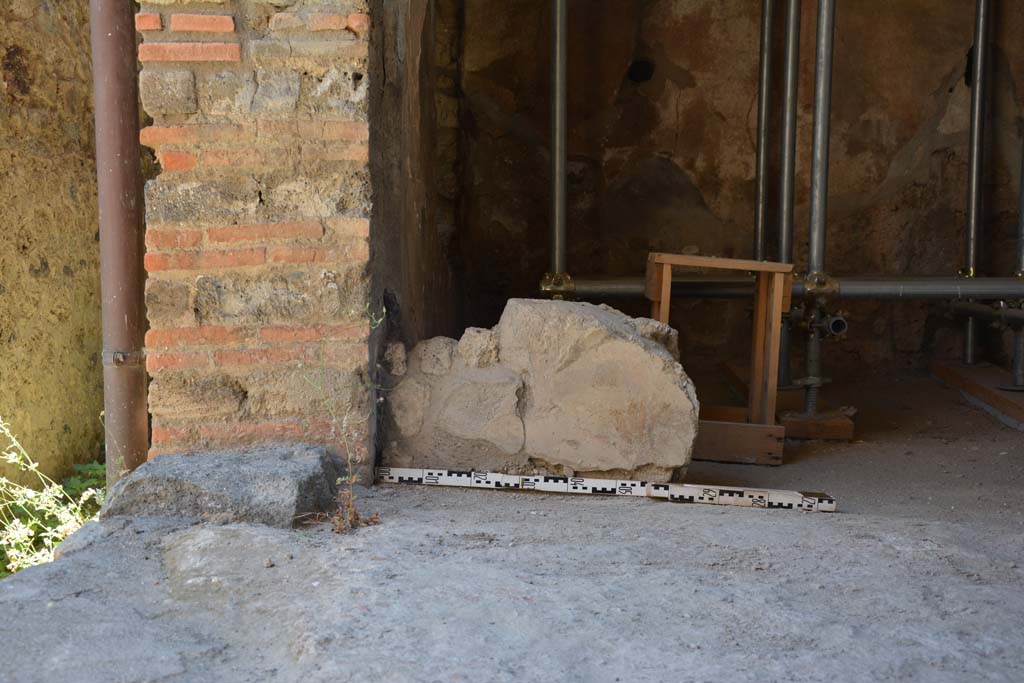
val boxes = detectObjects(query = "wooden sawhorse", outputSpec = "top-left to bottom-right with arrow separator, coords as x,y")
645,253 -> 794,465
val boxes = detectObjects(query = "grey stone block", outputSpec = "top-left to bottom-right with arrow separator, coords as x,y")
199,70 -> 256,117
102,444 -> 342,528
140,70 -> 198,116
145,177 -> 260,224
253,69 -> 301,113
385,300 -> 699,481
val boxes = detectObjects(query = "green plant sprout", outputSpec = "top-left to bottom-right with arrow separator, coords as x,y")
298,300 -> 388,531
1,418 -> 105,577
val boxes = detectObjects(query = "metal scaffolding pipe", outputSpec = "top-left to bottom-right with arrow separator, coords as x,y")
807,0 -> 836,278
1017,141 -> 1024,277
950,301 -> 1024,326
963,0 -> 991,364
571,276 -> 1024,300
830,277 -> 1024,300
1013,142 -> 1024,386
803,0 -> 837,415
573,276 -> 754,299
550,0 -> 569,275
753,0 -> 776,261
778,0 -> 802,265
89,0 -> 149,486
777,0 -> 802,388
1014,332 -> 1024,387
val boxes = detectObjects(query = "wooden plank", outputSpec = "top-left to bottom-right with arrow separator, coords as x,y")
779,412 -> 855,440
932,362 -> 1024,425
644,252 -> 660,301
650,252 -> 794,274
699,405 -> 748,423
646,254 -> 663,319
656,263 -> 672,324
759,272 -> 786,425
747,273 -> 770,423
692,420 -> 784,466
782,272 -> 794,312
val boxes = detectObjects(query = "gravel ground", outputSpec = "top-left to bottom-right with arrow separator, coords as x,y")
2,374 -> 1023,682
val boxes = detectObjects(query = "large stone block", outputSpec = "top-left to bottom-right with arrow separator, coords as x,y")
145,177 -> 261,225
457,327 -> 498,368
252,69 -> 301,113
242,365 -> 369,419
189,265 -> 367,326
145,277 -> 194,328
149,373 -> 247,419
262,169 -> 371,217
383,300 -> 698,481
102,444 -> 342,528
140,70 -> 198,116
199,70 -> 256,117
498,300 -> 696,479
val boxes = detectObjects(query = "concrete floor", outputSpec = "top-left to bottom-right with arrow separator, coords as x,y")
2,373 -> 1023,682
694,373 -> 1024,526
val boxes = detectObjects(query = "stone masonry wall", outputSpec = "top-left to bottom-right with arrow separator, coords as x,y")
136,0 -> 374,471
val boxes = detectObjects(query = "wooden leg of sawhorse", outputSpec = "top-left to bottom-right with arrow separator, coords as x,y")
651,263 -> 672,324
759,272 -> 786,425
748,272 -> 786,425
748,273 -> 770,423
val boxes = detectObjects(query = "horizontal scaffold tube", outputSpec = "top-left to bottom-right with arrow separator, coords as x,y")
949,301 -> 1024,325
571,276 -> 1024,301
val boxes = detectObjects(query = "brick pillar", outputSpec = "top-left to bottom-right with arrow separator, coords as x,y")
137,1 -> 374,474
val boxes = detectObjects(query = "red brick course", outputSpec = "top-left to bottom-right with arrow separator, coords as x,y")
156,150 -> 198,172
145,228 -> 203,250
214,345 -> 319,366
146,351 -> 212,373
135,13 -> 163,31
146,326 -> 246,349
151,424 -> 191,445
259,323 -> 369,344
169,14 -> 236,33
140,124 -> 253,148
138,42 -> 241,63
207,221 -> 324,244
199,420 -> 307,442
145,248 -> 265,272
267,246 -> 325,263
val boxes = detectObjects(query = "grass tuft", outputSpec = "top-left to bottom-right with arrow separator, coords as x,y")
0,418 -> 104,577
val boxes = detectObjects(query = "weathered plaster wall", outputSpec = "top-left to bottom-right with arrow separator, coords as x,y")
0,2 -> 103,481
454,0 -> 1024,378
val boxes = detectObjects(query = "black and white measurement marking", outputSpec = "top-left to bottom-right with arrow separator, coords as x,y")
376,468 -> 837,513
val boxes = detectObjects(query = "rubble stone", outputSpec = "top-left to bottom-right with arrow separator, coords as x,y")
140,70 -> 198,116
252,69 -> 301,113
415,336 -> 456,376
457,327 -> 499,368
102,444 -> 341,528
384,299 -> 698,481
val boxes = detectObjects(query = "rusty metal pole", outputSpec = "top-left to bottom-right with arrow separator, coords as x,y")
90,0 -> 149,487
